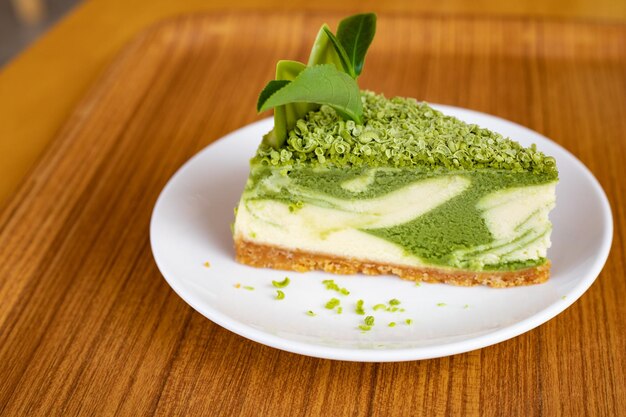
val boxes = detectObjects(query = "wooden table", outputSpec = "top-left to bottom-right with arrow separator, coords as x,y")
1,8 -> 625,417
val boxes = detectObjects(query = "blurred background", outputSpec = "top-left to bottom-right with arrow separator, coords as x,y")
1,0 -> 75,65
0,0 -> 625,206
2,0 -> 625,66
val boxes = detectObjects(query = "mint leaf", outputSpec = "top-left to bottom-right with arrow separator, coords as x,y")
257,80 -> 290,112
276,59 -> 306,80
322,27 -> 355,77
337,13 -> 376,76
308,24 -> 346,71
275,61 -> 317,132
265,60 -> 316,148
258,64 -> 363,124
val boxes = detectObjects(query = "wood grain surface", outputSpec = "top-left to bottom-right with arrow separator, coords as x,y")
1,12 -> 625,416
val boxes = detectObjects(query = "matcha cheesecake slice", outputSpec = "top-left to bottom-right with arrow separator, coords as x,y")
232,13 -> 558,287
234,92 -> 557,287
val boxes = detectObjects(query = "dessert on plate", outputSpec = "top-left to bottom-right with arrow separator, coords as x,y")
232,13 -> 558,287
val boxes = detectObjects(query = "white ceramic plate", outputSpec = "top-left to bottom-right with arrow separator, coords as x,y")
150,105 -> 613,362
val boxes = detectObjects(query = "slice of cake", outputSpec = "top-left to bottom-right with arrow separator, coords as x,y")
232,13 -> 558,287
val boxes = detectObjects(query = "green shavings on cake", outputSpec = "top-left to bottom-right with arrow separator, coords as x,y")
254,91 -> 557,176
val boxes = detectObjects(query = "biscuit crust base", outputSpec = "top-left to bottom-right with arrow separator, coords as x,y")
235,238 -> 550,288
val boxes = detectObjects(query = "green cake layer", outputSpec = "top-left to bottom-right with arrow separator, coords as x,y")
239,165 -> 556,271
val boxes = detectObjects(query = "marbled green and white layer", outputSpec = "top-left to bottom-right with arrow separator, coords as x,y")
234,166 -> 557,271
235,92 -> 559,272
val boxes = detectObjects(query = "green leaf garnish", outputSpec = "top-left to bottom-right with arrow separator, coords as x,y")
258,13 -> 376,149
306,310 -> 316,316
265,60 -> 315,148
364,316 -> 375,326
258,64 -> 363,124
275,290 -> 285,300
321,27 -> 355,77
308,24 -> 347,70
336,13 -> 377,76
257,80 -> 290,112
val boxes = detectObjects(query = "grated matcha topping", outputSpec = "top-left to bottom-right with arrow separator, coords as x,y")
254,91 -> 557,175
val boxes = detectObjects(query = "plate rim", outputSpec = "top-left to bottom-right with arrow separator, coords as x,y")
150,106 -> 613,362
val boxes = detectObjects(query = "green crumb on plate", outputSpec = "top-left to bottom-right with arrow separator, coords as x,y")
325,298 -> 341,309
437,303 -> 447,307
275,290 -> 285,300
389,299 -> 401,306
463,304 -> 470,309
272,277 -> 290,288
337,307 -> 343,314
323,279 -> 339,290
243,286 -> 255,291
388,322 -> 396,327
355,299 -> 365,315
306,310 -> 316,317
405,318 -> 413,325
358,324 -> 371,331
561,296 -> 567,300
373,304 -> 386,311
203,261 -> 210,268
415,282 -> 421,287
323,279 -> 350,295
364,316 -> 375,326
